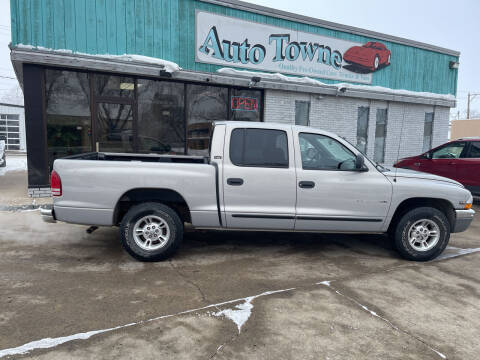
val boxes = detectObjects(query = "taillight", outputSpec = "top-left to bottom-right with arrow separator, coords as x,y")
51,170 -> 62,196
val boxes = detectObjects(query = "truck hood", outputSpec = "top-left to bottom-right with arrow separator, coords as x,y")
385,167 -> 463,187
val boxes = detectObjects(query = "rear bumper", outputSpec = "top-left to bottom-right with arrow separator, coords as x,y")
40,208 -> 56,223
452,209 -> 475,233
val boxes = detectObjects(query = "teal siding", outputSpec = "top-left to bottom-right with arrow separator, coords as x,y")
10,0 -> 458,95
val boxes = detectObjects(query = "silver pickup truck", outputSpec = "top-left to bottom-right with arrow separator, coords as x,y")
42,122 -> 475,262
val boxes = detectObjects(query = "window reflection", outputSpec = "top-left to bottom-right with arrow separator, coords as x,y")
95,74 -> 135,98
46,70 -> 91,170
137,80 -> 185,154
96,103 -> 134,152
186,85 -> 228,155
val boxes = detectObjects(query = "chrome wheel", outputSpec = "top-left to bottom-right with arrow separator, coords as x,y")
374,56 -> 379,69
132,215 -> 170,251
407,219 -> 440,252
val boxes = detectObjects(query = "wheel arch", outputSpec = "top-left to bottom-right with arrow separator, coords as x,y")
113,188 -> 192,225
387,197 -> 456,233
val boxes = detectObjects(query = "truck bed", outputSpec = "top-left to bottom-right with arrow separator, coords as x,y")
64,152 -> 208,164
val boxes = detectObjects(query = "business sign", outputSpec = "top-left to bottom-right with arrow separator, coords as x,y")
231,96 -> 258,111
196,11 -> 392,85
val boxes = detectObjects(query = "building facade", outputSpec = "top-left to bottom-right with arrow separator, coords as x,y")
9,0 -> 459,196
451,119 -> 480,140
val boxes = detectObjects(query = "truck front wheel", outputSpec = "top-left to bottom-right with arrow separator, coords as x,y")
393,207 -> 450,261
120,202 -> 183,261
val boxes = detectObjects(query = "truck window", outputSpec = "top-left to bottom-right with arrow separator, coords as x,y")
230,128 -> 288,168
299,133 -> 357,170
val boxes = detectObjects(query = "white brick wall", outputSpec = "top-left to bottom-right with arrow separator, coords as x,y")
264,89 -> 450,165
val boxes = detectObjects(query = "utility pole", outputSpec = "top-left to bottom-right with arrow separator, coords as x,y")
467,92 -> 480,119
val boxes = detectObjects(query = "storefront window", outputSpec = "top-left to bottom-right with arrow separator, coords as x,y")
96,103 -> 134,152
230,89 -> 262,122
137,80 -> 185,154
46,69 -> 91,169
94,74 -> 135,98
186,85 -> 228,155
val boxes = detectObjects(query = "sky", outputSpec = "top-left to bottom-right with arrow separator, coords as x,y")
0,0 -> 478,116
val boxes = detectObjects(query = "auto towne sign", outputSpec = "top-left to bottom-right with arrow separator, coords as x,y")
196,11 -> 392,84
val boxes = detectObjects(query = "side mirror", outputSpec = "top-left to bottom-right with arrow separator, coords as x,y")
355,154 -> 366,170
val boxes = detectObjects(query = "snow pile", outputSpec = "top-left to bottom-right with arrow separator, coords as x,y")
217,68 -> 456,101
15,44 -> 181,73
0,156 -> 27,176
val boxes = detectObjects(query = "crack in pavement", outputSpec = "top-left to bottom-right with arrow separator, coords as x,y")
168,259 -> 209,303
318,281 -> 447,359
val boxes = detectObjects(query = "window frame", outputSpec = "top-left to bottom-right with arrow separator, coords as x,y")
423,112 -> 434,153
356,106 -> 370,154
229,127 -> 290,169
299,132 -> 360,172
373,108 -> 388,164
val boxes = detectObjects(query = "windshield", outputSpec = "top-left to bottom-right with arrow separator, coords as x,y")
340,137 -> 390,172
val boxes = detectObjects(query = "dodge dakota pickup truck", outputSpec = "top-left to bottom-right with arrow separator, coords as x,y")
41,122 -> 475,262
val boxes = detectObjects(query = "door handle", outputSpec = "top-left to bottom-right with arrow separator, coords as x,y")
227,178 -> 244,186
299,181 -> 315,189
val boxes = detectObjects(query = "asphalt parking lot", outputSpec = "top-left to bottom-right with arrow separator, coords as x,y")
0,156 -> 479,359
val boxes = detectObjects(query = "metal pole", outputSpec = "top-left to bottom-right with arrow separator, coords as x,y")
467,92 -> 470,119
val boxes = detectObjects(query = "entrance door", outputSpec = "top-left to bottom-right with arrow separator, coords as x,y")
95,102 -> 134,153
222,126 -> 297,229
294,131 -> 392,232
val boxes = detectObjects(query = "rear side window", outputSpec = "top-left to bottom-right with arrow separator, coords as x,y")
467,142 -> 480,158
230,128 -> 288,168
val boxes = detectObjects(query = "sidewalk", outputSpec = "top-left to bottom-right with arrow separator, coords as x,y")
0,153 -> 52,209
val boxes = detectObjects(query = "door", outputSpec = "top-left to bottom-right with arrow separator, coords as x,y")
222,126 -> 297,229
421,141 -> 468,182
457,141 -> 480,193
294,131 -> 392,232
95,102 -> 135,152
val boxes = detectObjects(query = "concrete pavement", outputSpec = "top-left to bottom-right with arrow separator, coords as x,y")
0,167 -> 479,359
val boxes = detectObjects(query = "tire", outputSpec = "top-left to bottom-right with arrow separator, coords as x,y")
120,202 -> 183,261
393,207 -> 450,261
373,55 -> 380,70
0,154 -> 5,167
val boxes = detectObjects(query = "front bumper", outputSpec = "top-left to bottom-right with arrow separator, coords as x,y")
452,209 -> 475,233
40,208 -> 56,223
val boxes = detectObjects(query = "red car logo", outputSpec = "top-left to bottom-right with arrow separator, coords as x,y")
343,42 -> 391,73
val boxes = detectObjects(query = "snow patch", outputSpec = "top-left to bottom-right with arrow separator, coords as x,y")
213,298 -> 254,333
0,156 -> 27,176
436,246 -> 480,260
317,280 -> 332,286
217,68 -> 456,101
0,323 -> 137,358
15,44 -> 181,73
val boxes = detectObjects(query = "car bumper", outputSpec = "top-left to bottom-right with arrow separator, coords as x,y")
40,208 -> 56,223
452,209 -> 475,233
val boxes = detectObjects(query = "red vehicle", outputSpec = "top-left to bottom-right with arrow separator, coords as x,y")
394,138 -> 480,196
344,42 -> 391,71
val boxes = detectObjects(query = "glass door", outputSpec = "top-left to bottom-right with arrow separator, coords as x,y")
95,102 -> 134,153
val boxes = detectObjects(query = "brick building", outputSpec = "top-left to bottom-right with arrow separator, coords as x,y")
9,0 -> 459,196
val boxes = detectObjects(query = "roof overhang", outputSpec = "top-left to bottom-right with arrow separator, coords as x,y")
10,47 -> 456,108
200,0 -> 460,57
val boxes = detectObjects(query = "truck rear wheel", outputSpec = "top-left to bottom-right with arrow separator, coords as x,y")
393,207 -> 450,261
120,202 -> 183,261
